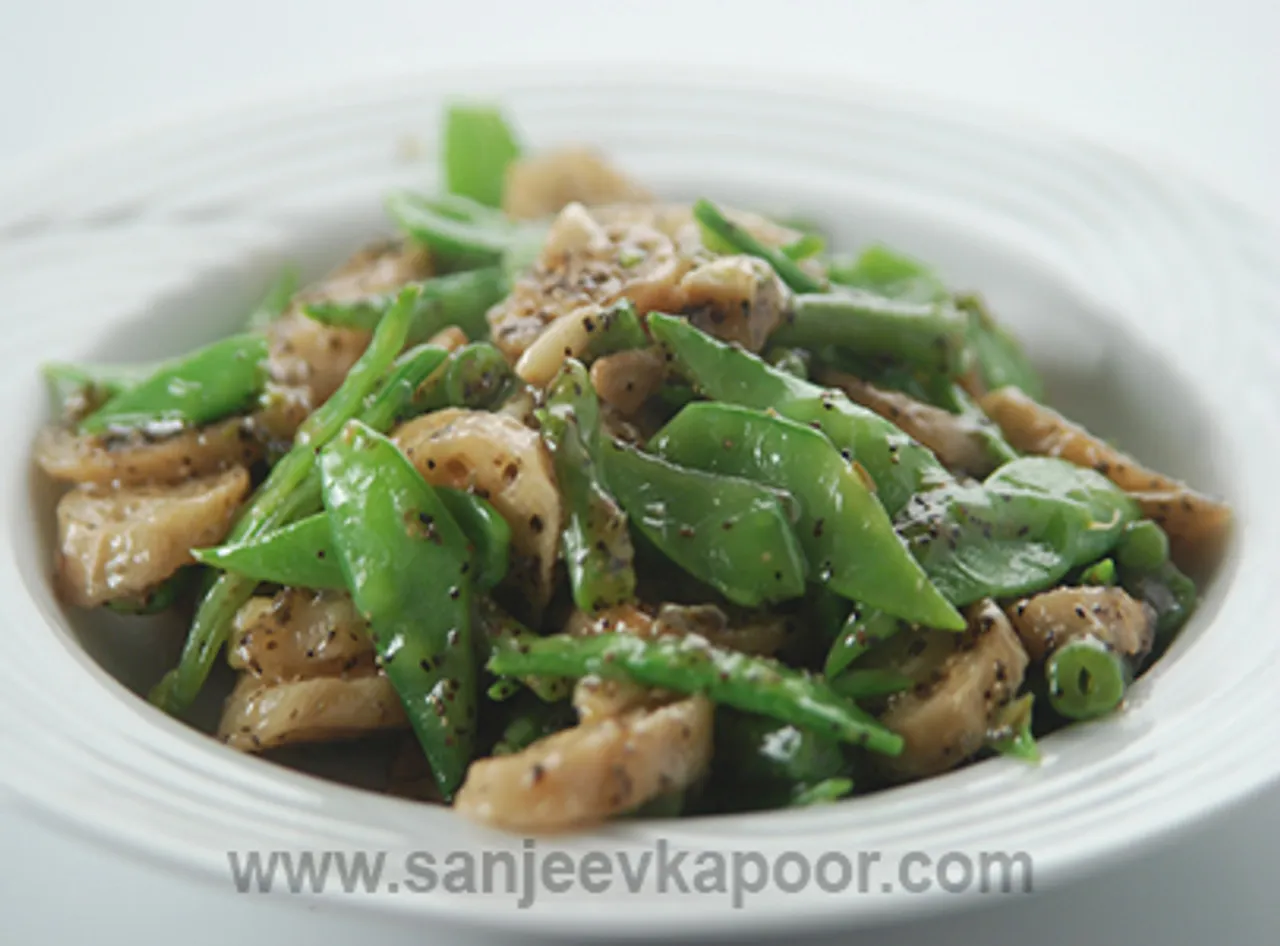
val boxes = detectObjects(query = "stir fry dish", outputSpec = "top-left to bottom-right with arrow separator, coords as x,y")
35,104 -> 1231,832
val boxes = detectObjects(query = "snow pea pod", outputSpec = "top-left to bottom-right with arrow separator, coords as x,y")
79,333 -> 269,435
597,438 -> 807,608
651,402 -> 964,630
647,313 -> 949,517
43,361 -> 152,423
386,191 -> 544,273
303,266 -> 509,344
540,360 -> 636,613
150,289 -> 421,715
193,487 -> 510,592
693,198 -> 825,293
897,457 -> 1139,606
194,514 -> 341,590
986,457 -> 1139,564
774,291 -> 968,377
488,632 -> 903,755
320,420 -> 477,800
442,103 -> 521,209
49,265 -> 297,423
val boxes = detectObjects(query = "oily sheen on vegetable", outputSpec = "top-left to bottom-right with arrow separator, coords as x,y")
34,102 -> 1229,833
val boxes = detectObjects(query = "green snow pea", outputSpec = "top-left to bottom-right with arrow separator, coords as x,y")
896,457 -> 1139,606
193,487 -> 510,592
386,190 -> 543,273
986,457 -> 1140,563
79,333 -> 269,435
442,103 -> 521,209
540,360 -> 636,613
43,361 -> 152,423
320,420 -> 477,800
597,438 -> 807,608
55,262 -> 296,421
647,313 -> 950,516
651,402 -> 964,630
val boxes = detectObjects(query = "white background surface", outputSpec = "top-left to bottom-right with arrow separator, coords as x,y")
1,2 -> 1277,943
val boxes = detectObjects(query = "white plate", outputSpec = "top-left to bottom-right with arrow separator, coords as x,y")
0,68 -> 1277,940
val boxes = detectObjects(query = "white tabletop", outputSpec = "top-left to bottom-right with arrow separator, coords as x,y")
2,2 -> 1277,943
